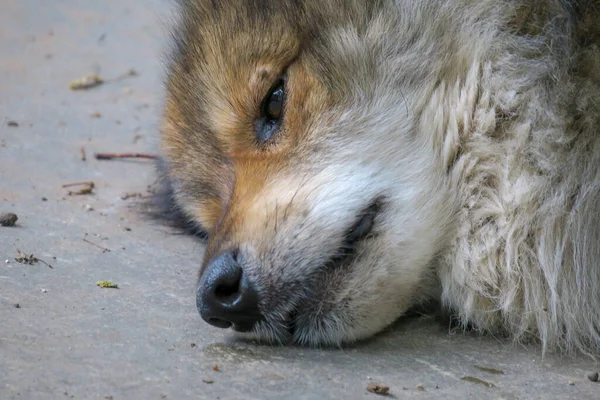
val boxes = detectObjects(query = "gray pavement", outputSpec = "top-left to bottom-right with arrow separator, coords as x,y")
1,1 -> 598,399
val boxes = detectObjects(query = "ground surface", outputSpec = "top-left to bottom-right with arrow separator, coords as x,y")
1,1 -> 599,399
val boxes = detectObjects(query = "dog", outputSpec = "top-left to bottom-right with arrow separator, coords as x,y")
154,0 -> 600,356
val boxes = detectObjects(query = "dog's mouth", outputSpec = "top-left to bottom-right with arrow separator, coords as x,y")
332,197 -> 383,264
279,197 -> 385,339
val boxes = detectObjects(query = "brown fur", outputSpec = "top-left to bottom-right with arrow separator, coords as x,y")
155,0 -> 600,355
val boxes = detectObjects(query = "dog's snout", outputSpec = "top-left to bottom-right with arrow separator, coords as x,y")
197,250 -> 261,332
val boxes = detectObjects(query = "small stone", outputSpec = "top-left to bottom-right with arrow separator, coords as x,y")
212,364 -> 219,372
416,384 -> 425,391
69,74 -> 103,90
202,379 -> 214,384
7,120 -> 19,127
0,212 -> 18,226
587,372 -> 599,382
190,343 -> 196,348
14,303 -> 20,308
568,381 -> 575,386
41,197 -> 48,201
84,204 -> 94,211
5,259 -> 9,264
41,289 -> 48,293
124,227 -> 131,231
366,383 -> 390,395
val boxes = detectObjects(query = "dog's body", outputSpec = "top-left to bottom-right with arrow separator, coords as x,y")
157,0 -> 600,356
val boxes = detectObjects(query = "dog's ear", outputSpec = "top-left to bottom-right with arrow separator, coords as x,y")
143,157 -> 209,239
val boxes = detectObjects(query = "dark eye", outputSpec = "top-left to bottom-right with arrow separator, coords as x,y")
256,79 -> 285,143
265,84 -> 284,120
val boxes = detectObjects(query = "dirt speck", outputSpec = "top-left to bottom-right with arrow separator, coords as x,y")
120,192 -> 143,200
7,120 -> 19,127
96,281 -> 118,289
461,376 -> 495,388
587,371 -> 599,382
212,364 -> 219,372
474,365 -> 504,375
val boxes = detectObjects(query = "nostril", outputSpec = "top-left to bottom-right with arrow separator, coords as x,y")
212,261 -> 243,304
214,280 -> 241,303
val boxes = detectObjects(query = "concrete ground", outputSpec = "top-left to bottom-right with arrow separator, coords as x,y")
0,1 -> 598,399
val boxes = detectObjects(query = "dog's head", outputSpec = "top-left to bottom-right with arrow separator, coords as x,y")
160,0 -> 457,345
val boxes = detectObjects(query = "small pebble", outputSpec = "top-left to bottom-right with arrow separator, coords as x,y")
84,204 -> 94,211
5,259 -> 9,264
14,303 -> 20,308
0,212 -> 18,226
587,371 -> 599,382
41,197 -> 48,201
69,74 -> 103,90
416,384 -> 425,391
568,381 -> 575,386
366,383 -> 390,395
7,120 -> 19,127
41,289 -> 48,293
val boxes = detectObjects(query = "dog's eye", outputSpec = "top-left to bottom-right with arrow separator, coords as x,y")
265,83 -> 284,120
256,79 -> 285,143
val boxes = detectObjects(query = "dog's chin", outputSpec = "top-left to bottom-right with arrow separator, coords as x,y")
232,312 -> 357,348
233,318 -> 295,346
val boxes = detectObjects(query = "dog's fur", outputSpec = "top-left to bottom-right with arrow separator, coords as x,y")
156,0 -> 600,356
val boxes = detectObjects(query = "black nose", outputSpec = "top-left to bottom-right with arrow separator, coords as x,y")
196,250 -> 261,332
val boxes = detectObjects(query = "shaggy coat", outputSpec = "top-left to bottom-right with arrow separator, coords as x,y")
156,0 -> 600,356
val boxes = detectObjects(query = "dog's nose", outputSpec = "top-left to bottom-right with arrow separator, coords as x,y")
197,250 -> 261,332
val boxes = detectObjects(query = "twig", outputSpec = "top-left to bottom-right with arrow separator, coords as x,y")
15,250 -> 53,268
62,181 -> 94,195
83,238 -> 110,253
62,181 -> 95,188
80,147 -> 87,161
94,152 -> 158,160
111,68 -> 139,82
